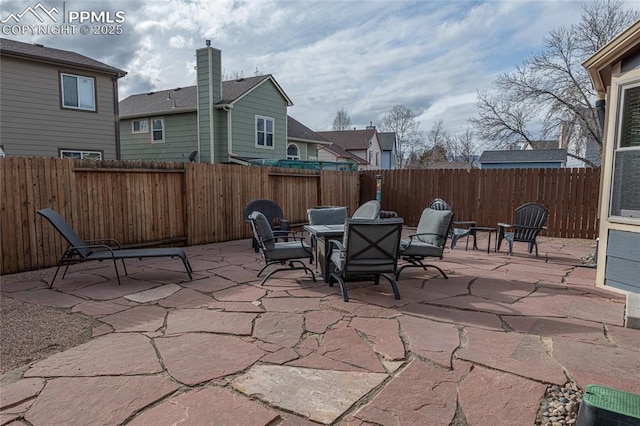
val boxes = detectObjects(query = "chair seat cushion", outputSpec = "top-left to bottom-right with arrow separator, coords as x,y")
267,241 -> 312,261
399,240 -> 442,257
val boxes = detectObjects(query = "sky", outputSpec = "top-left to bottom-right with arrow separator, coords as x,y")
0,0 -> 634,144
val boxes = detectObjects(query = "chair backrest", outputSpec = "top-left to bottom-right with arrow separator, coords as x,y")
37,208 -> 92,258
429,198 -> 452,211
427,199 -> 454,237
341,218 -> 403,273
249,211 -> 276,251
307,207 -> 348,225
513,202 -> 549,241
352,200 -> 381,219
416,208 -> 454,249
244,199 -> 285,229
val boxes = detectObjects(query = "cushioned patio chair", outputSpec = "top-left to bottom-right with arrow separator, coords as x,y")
38,208 -> 193,288
396,207 -> 453,280
327,218 -> 403,302
429,198 -> 471,249
497,202 -> 549,257
244,199 -> 290,251
352,200 -> 381,219
249,211 -> 316,286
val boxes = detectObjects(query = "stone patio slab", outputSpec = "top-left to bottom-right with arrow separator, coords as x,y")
155,333 -> 264,385
24,333 -> 161,377
123,283 -> 181,303
128,386 -> 281,425
458,365 -> 546,426
24,375 -> 178,425
165,309 -> 256,335
232,364 -> 386,425
398,315 -> 459,368
457,328 -> 566,385
350,317 -> 405,361
354,359 -> 457,426
99,305 -> 166,332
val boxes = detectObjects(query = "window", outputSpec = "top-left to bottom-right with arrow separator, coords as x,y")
152,118 -> 164,143
61,73 -> 95,111
256,116 -> 274,148
132,119 -> 149,133
376,152 -> 380,166
610,81 -> 640,219
287,144 -> 300,160
60,150 -> 102,160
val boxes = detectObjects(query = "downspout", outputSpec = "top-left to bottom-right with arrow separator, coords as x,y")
208,48 -> 215,164
223,106 -> 234,159
596,98 -> 606,135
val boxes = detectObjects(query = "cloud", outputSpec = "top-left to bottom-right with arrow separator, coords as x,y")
1,0 -> 620,150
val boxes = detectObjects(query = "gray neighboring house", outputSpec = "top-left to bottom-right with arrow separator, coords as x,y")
119,44 -> 329,164
478,149 -> 567,169
377,132 -> 397,169
0,38 -> 127,159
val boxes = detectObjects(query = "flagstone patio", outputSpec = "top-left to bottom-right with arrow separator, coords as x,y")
1,235 -> 638,425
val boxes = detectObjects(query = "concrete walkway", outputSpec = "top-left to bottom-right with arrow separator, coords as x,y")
1,236 -> 638,425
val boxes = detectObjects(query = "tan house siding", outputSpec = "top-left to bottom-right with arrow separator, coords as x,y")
0,56 -> 119,159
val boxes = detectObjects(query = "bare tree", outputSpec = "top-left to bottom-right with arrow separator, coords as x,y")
380,105 -> 423,168
425,119 -> 450,164
447,126 -> 479,165
471,0 -> 639,166
332,108 -> 352,130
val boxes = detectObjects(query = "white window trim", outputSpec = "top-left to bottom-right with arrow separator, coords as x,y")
255,115 -> 274,149
60,73 -> 96,111
151,117 -> 165,143
608,78 -> 640,223
286,143 -> 300,160
60,150 -> 102,160
132,119 -> 149,134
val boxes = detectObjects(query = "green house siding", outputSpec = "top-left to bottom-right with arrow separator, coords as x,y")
230,82 -> 288,160
120,113 -> 197,162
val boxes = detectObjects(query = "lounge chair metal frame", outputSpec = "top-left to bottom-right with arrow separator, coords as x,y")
38,208 -> 193,288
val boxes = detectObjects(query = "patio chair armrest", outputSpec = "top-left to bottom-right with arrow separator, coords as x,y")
65,244 -> 116,258
328,239 -> 345,251
497,222 -> 512,229
85,238 -> 122,249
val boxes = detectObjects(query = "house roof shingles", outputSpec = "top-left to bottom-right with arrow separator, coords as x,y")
119,75 -> 290,118
0,37 -> 126,77
479,149 -> 567,163
377,132 -> 396,152
287,117 -> 331,144
316,129 -> 377,151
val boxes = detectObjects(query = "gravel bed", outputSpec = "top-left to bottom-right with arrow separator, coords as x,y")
0,295 -> 94,378
536,382 -> 584,426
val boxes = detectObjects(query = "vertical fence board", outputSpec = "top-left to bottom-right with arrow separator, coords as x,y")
2,158 -> 601,274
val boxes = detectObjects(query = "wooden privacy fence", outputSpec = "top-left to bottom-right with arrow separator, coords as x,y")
360,168 -> 600,239
0,158 -> 359,275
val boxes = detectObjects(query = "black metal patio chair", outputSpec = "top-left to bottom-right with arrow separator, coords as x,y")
327,218 -> 403,302
243,199 -> 291,251
497,202 -> 549,257
396,207 -> 453,280
249,211 -> 316,286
